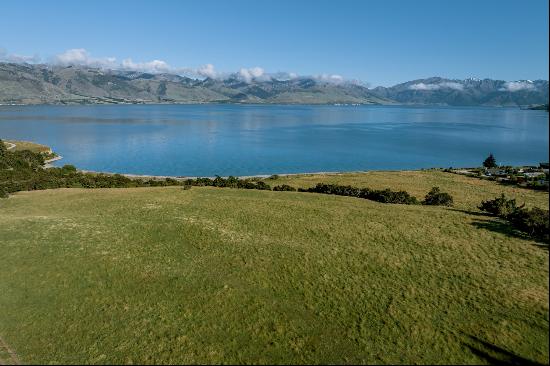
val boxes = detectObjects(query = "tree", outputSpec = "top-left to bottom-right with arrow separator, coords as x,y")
483,153 -> 497,168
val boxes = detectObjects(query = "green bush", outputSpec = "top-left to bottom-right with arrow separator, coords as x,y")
61,164 -> 77,173
0,139 -> 8,159
273,184 -> 296,192
300,183 -> 418,205
422,187 -> 454,206
478,194 -> 521,217
477,194 -> 548,243
180,176 -> 271,191
254,181 -> 272,191
507,207 -> 549,243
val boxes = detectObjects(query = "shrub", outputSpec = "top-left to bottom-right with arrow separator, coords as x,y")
478,194 -> 521,217
422,187 -> 454,206
254,181 -> 272,191
302,183 -> 418,205
236,180 -> 257,189
507,207 -> 549,243
178,176 -> 272,191
367,188 -> 419,204
0,139 -> 8,159
61,164 -> 77,173
273,184 -> 296,192
225,176 -> 239,188
193,177 -> 213,186
213,175 -> 226,187
268,174 -> 279,180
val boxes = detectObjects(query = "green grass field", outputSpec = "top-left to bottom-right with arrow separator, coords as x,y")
0,171 -> 548,364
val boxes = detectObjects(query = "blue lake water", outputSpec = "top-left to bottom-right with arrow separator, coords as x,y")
0,104 -> 548,176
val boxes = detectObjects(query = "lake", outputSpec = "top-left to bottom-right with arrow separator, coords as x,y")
0,104 -> 548,176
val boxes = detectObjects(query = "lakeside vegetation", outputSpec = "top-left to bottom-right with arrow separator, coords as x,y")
0,140 -> 548,364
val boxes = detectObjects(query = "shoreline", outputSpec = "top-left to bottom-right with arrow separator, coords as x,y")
78,169 -> 368,181
75,168 -> 436,181
0,101 -> 540,109
26,142 -> 547,183
44,155 -> 63,168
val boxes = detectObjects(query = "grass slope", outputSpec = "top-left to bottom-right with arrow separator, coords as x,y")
4,140 -> 52,154
0,172 -> 548,364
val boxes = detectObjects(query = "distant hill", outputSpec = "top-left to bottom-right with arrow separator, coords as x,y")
370,77 -> 549,106
0,63 -> 548,106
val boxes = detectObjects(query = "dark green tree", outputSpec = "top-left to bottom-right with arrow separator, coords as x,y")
483,153 -> 497,168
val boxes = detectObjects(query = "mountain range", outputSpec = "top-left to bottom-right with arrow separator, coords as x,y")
0,62 -> 548,107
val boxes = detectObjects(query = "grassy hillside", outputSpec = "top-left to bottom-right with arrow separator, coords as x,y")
266,170 -> 549,210
0,172 -> 548,364
3,140 -> 53,154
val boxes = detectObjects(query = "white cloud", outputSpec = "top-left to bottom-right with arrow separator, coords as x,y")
53,48 -> 118,69
53,49 -> 186,75
440,82 -> 464,90
268,71 -> 298,81
237,67 -> 266,82
120,58 -> 172,73
315,73 -> 344,83
54,48 -> 90,64
409,83 -> 440,90
0,47 -> 41,63
197,63 -> 217,78
409,81 -> 464,91
499,81 -> 535,92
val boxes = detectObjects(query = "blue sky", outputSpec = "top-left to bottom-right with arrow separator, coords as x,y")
1,0 -> 548,86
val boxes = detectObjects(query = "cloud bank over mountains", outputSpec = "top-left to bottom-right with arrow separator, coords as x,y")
0,47 -> 345,84
0,60 -> 547,106
406,80 -> 543,93
0,48 -> 546,90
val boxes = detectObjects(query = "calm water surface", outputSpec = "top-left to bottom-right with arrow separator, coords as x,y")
0,104 -> 548,176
